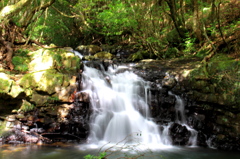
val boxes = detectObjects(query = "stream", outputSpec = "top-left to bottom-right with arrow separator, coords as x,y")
1,144 -> 240,159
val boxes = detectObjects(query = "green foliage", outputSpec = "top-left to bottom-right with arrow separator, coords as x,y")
48,96 -> 60,102
96,0 -> 137,35
129,50 -> 149,61
164,47 -> 179,59
15,49 -> 30,57
183,35 -> 196,54
24,1 -> 79,47
12,56 -> 29,72
84,152 -> 107,159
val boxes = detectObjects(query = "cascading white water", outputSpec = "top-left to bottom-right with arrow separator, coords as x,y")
173,93 -> 198,146
81,64 -> 171,148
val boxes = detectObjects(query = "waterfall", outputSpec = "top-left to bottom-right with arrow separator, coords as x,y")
172,92 -> 198,146
80,63 -> 171,148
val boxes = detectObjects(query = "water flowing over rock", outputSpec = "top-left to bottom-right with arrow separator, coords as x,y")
131,57 -> 240,151
80,63 -> 171,147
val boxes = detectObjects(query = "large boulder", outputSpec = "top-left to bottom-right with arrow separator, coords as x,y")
19,69 -> 69,95
0,48 -> 81,114
0,73 -> 24,99
29,48 -> 80,74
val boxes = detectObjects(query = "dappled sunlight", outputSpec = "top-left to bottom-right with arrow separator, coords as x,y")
32,71 -> 44,83
0,72 -> 10,80
29,52 -> 54,72
0,6 -> 12,17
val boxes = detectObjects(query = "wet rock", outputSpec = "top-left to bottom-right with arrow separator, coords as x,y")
162,75 -> 177,89
169,123 -> 191,145
75,92 -> 90,103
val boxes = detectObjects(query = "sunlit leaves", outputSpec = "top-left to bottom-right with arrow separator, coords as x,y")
96,0 -> 137,35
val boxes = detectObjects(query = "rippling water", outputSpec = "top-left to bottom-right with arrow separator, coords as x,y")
1,144 -> 240,159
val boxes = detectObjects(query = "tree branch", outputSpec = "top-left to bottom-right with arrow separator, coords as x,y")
0,0 -> 32,22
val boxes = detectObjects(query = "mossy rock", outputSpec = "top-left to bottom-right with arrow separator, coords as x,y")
30,93 -> 49,106
188,54 -> 239,106
61,52 -> 80,74
9,82 -> 25,98
29,48 -> 80,74
75,45 -> 102,55
93,51 -> 113,60
19,70 -> 71,95
0,73 -> 13,93
29,49 -> 54,72
19,73 -> 37,90
19,100 -> 34,112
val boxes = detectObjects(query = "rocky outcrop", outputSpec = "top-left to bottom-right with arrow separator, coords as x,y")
0,47 -> 90,144
133,54 -> 240,151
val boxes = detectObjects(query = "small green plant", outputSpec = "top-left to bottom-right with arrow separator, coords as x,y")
183,35 -> 196,54
48,96 -> 60,102
84,152 -> 107,159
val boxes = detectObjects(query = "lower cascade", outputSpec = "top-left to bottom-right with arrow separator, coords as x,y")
79,62 -> 197,149
81,64 -> 169,147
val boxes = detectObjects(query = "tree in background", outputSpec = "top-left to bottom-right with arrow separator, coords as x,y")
0,0 -> 56,70
0,0 -> 239,66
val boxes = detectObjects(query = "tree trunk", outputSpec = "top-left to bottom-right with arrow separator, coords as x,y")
193,0 -> 203,42
166,0 -> 185,38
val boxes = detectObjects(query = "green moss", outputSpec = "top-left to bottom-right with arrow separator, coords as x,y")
0,73 -> 13,93
189,54 -> 240,106
19,73 -> 37,89
12,49 -> 32,72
